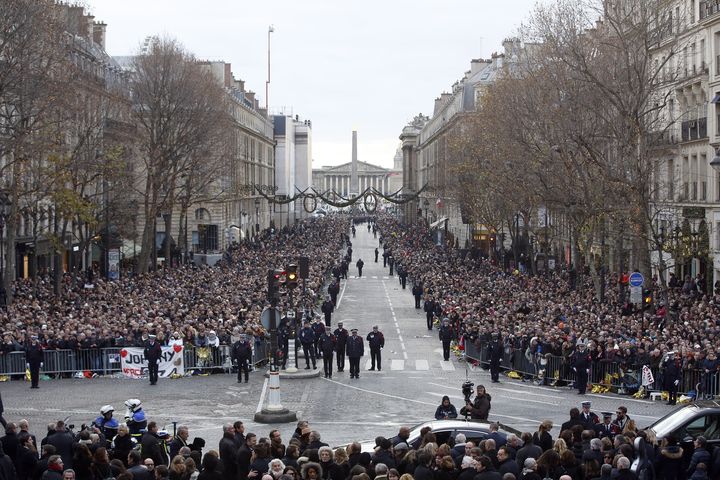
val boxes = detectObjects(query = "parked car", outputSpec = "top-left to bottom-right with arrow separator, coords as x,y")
348,420 -> 514,453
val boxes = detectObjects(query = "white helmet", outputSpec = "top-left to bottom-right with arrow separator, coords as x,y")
124,399 -> 142,412
100,405 -> 114,415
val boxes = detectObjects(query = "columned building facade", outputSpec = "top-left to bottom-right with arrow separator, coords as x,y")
312,162 -> 392,197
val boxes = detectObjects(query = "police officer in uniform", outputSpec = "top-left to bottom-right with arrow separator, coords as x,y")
231,334 -> 253,382
278,318 -> 291,369
328,280 -> 340,307
319,326 -> 336,378
25,335 -> 43,389
321,296 -> 334,328
311,318 -> 325,359
439,319 -> 455,361
488,332 -> 503,383
298,319 -> 316,370
412,282 -> 423,309
572,341 -> 591,395
388,255 -> 394,276
333,322 -> 349,372
346,329 -> 364,379
424,297 -> 436,331
366,325 -> 385,371
579,401 -> 599,428
356,258 -> 364,277
663,351 -> 681,405
144,334 -> 162,385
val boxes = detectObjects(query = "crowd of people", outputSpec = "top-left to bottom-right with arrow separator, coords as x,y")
0,217 -> 351,375
0,391 -> 717,480
374,218 -> 720,396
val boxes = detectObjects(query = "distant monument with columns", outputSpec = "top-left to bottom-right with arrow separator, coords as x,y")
311,130 -> 400,197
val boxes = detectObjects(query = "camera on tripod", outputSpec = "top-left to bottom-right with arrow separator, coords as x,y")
462,381 -> 474,402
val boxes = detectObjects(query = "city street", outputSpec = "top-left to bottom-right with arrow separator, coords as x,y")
1,225 -> 676,449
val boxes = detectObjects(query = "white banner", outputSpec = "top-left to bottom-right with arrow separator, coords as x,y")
641,365 -> 654,386
120,346 -> 184,379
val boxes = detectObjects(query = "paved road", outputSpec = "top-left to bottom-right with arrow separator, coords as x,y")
2,223 -> 676,450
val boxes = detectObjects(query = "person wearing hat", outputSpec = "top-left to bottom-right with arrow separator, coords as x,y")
25,334 -> 44,389
571,341 -> 592,395
366,325 -> 385,371
439,319 -> 455,362
662,351 -> 681,405
143,334 -> 162,385
579,401 -> 599,428
321,296 -> 334,329
488,332 -> 502,382
595,412 -> 618,439
333,322 -> 349,372
319,325 -> 337,379
298,319 -> 317,370
231,334 -> 253,383
346,328 -> 364,379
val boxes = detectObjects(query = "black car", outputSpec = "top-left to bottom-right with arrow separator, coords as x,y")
648,400 -> 720,446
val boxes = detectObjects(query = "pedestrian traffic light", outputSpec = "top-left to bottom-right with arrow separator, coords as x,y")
267,269 -> 285,302
643,289 -> 653,309
286,264 -> 298,289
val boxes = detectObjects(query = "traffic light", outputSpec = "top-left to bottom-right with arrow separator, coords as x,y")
643,289 -> 653,309
267,269 -> 285,302
286,264 -> 298,289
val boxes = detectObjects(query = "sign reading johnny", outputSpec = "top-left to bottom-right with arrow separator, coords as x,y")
120,346 -> 185,379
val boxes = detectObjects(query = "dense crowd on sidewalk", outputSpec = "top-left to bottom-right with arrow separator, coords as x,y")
0,216 -> 349,357
0,395 -> 717,480
374,218 -> 720,390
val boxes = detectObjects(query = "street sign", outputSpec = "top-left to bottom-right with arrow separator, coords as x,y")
261,307 -> 281,331
630,285 -> 642,304
628,272 -> 644,287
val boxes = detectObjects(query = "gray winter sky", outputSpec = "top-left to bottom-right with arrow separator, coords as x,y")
87,0 -> 540,168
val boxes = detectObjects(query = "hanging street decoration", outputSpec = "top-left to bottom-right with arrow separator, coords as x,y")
253,183 -> 429,214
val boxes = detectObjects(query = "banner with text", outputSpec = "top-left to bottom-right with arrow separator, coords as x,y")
120,346 -> 184,379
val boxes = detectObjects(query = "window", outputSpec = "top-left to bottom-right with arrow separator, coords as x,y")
667,159 -> 675,200
691,0 -> 696,23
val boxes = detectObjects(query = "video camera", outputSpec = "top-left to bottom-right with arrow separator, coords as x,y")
462,381 -> 474,403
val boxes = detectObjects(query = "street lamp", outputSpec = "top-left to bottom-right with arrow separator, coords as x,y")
423,198 -> 429,222
710,149 -> 720,170
0,191 -> 9,303
255,198 -> 261,235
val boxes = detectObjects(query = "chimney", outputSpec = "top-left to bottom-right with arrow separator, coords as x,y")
85,14 -> 94,39
93,22 -> 107,49
224,63 -> 232,88
470,59 -> 485,75
66,6 -> 84,36
246,91 -> 256,105
234,79 -> 245,92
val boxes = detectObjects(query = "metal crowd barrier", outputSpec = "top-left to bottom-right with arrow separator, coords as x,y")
464,340 -> 720,398
0,342 -> 270,377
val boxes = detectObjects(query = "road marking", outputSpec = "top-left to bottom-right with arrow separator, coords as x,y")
324,378 -> 436,406
416,360 -> 429,370
336,278 -> 348,309
501,395 -> 557,406
372,276 -> 378,279
391,359 -> 404,370
491,387 -> 564,400
256,378 -> 268,413
440,361 -> 455,371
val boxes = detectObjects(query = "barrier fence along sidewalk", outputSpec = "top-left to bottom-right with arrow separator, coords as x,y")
0,343 -> 270,377
464,340 -> 719,398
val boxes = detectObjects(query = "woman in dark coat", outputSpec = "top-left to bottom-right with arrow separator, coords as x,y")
655,437 -> 684,480
533,421 -> 553,452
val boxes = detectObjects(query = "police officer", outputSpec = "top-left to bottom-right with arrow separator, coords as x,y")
94,405 -> 119,444
412,282 -> 423,309
374,248 -> 379,263
388,255 -> 394,276
356,258 -> 364,277
663,351 -> 681,405
366,325 -> 385,371
278,318 -> 291,369
25,335 -> 43,389
572,342 -> 592,395
333,322 -> 349,372
346,329 -> 364,379
298,319 -> 316,370
579,401 -> 599,428
439,319 -> 455,362
319,326 -> 336,378
321,296 -> 334,328
144,334 -> 162,386
328,280 -> 340,307
231,334 -> 253,383
398,265 -> 407,289
488,332 -> 503,383
424,296 -> 436,331
311,318 -> 325,359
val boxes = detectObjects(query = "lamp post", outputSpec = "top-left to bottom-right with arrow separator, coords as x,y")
0,192 -> 9,305
255,198 -> 261,237
423,198 -> 429,222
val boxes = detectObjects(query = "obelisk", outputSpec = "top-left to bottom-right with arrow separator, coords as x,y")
351,130 -> 358,196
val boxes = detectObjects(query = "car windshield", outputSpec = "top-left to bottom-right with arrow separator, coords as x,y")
649,407 -> 698,437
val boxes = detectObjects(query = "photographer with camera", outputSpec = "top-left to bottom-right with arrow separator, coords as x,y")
459,384 -> 492,421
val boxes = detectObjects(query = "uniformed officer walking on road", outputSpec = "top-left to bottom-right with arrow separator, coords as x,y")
356,258 -> 364,277
311,318 -> 325,359
25,335 -> 43,389
298,319 -> 317,370
231,334 -> 253,383
333,322 -> 348,372
488,332 -> 503,382
144,334 -> 162,386
321,296 -> 334,328
367,325 -> 385,371
572,341 -> 591,395
412,282 -> 423,309
319,326 -> 336,379
439,319 -> 455,361
346,328 -> 364,379
374,248 -> 379,263
424,296 -> 436,331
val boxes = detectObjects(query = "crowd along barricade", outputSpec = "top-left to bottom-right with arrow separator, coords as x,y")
0,342 -> 271,378
464,340 -> 720,398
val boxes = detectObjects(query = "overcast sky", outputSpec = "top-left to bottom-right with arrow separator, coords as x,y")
87,0 -> 539,169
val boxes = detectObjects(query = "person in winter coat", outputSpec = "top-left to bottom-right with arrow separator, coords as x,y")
460,385 -> 491,420
687,436 -> 711,479
231,335 -> 253,383
319,328 -> 336,379
320,297 -> 334,329
300,462 -> 323,480
197,453 -> 223,480
655,436 -> 683,480
434,396 -> 458,420
346,329 -> 364,379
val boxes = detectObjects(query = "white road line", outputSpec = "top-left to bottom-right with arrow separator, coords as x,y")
256,378 -> 269,413
391,359 -> 404,370
336,278 -> 348,309
491,387 -> 564,400
398,335 -> 403,342
403,351 -> 408,360
440,361 -> 455,371
416,359 -> 430,370
502,395 -> 557,406
324,378 -> 436,406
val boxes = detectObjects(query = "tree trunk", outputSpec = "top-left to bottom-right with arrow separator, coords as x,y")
164,209 -> 172,268
3,198 -> 18,307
